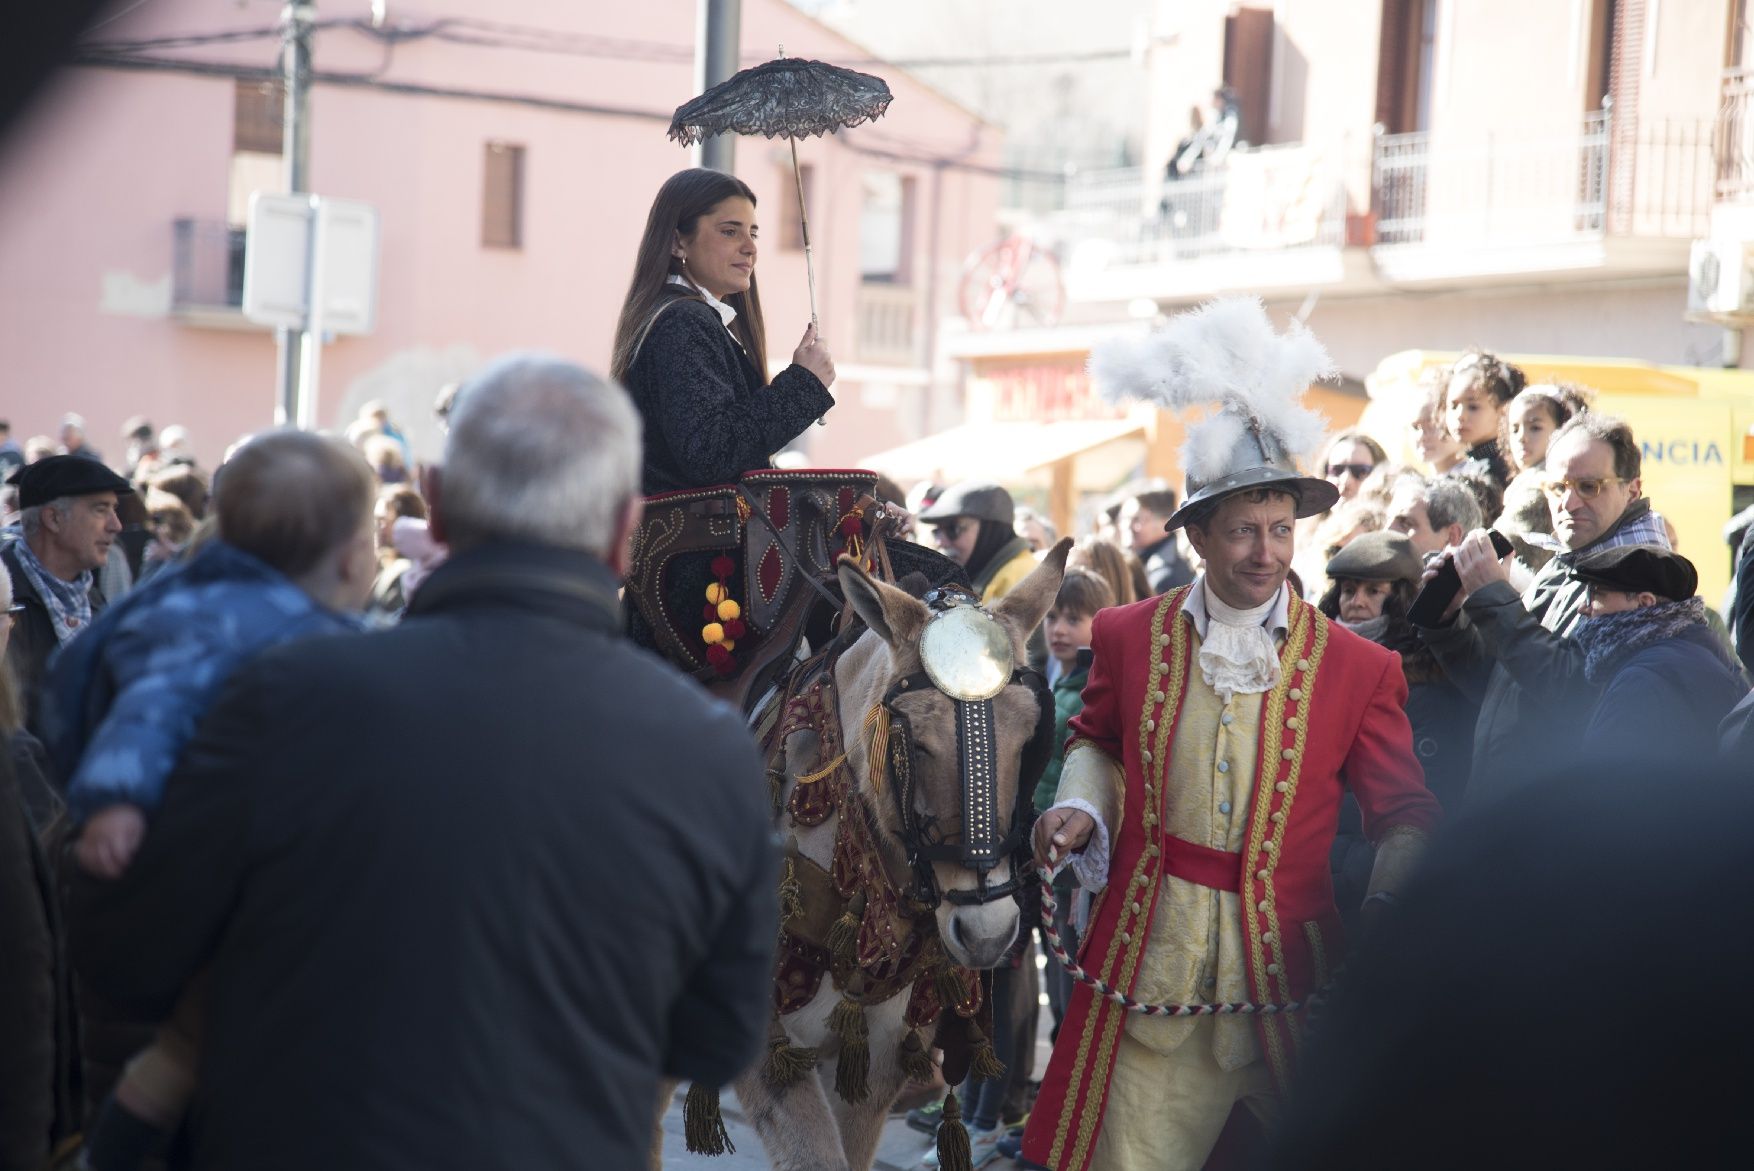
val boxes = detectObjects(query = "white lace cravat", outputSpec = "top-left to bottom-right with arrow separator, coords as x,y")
1197,581 -> 1282,702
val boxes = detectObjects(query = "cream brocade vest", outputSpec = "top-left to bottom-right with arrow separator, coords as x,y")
1123,624 -> 1267,1072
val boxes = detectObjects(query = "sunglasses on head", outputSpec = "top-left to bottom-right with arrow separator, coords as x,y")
1541,476 -> 1623,500
1327,463 -> 1374,479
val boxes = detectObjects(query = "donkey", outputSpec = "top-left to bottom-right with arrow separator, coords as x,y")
728,540 -> 1070,1171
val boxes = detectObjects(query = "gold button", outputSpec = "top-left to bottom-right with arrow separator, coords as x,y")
1120,932 -> 1132,944
1262,931 -> 1275,944
1131,901 -> 1142,912
1147,845 -> 1160,857
1267,963 -> 1281,975
1263,841 -> 1276,852
1257,900 -> 1269,912
1153,690 -> 1165,703
1157,633 -> 1170,646
1145,719 -> 1156,732
1286,717 -> 1301,730
1289,688 -> 1303,701
1296,659 -> 1310,671
1270,811 -> 1284,822
1274,781 -> 1288,793
1255,869 -> 1268,880
1282,748 -> 1295,761
1142,750 -> 1153,764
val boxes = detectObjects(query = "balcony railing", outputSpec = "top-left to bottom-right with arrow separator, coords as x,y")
1375,111 -> 1710,248
171,218 -> 246,311
854,281 -> 919,366
1717,68 -> 1754,202
1054,142 -> 1348,266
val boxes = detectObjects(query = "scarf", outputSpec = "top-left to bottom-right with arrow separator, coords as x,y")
1197,580 -> 1282,702
1339,614 -> 1391,642
12,536 -> 94,645
1527,497 -> 1669,558
1573,596 -> 1709,684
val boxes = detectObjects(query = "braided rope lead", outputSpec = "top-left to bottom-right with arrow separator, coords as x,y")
1035,866 -> 1311,1017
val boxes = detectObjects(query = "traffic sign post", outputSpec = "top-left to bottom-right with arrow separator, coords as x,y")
243,192 -> 380,428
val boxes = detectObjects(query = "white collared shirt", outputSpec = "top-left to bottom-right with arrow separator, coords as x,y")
1179,573 -> 1290,640
667,274 -> 738,331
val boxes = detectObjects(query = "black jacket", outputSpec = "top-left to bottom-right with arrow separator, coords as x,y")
0,745 -> 79,1171
69,543 -> 779,1171
624,293 -> 834,494
1139,536 -> 1194,596
3,541 -> 106,738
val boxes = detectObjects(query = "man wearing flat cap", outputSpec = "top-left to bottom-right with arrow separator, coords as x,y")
919,480 -> 1038,603
1570,544 -> 1745,760
4,455 -> 133,733
1022,300 -> 1440,1171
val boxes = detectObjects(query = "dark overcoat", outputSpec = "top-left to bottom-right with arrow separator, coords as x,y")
68,542 -> 778,1171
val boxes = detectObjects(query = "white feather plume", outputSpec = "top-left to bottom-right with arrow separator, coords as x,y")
1089,297 -> 1335,480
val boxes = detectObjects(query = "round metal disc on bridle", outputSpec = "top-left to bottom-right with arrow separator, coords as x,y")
918,605 -> 1014,701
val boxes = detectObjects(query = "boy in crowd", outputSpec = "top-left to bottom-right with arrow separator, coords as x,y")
45,430 -> 378,1170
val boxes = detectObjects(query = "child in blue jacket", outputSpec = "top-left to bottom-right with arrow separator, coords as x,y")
45,430 -> 379,1171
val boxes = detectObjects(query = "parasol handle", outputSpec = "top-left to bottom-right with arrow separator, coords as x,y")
789,135 -> 818,331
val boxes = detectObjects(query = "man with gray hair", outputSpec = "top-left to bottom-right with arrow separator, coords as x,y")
3,454 -> 133,733
70,354 -> 779,1171
1387,471 -> 1482,560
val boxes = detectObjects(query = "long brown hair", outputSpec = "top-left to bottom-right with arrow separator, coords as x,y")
611,169 -> 770,383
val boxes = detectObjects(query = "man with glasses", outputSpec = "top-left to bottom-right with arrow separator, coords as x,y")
1413,414 -> 1668,806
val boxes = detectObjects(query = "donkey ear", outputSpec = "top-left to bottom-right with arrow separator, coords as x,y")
837,556 -> 928,648
992,537 -> 1073,643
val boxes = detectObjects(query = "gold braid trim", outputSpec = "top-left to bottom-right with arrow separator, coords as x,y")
1054,589 -> 1189,1171
1262,610 -> 1326,1072
1234,599 -> 1319,1086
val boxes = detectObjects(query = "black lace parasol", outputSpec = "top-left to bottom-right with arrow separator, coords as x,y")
669,52 -> 894,328
667,56 -> 893,146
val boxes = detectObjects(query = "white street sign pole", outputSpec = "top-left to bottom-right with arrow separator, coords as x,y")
298,196 -> 326,431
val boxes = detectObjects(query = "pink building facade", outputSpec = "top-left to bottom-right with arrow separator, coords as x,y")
0,0 -> 1000,469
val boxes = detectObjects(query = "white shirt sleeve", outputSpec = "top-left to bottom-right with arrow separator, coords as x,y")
1046,797 -> 1111,892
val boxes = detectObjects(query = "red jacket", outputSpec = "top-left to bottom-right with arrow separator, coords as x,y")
1024,586 -> 1441,1171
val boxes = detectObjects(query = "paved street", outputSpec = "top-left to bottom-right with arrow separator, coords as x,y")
660,956 -> 1059,1168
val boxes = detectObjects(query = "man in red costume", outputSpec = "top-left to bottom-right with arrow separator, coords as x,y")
1020,299 -> 1442,1171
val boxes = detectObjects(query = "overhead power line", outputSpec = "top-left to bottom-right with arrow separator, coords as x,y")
72,49 -> 1071,184
82,16 -> 1138,70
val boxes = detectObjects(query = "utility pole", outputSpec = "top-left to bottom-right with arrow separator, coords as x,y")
695,0 -> 741,173
275,1 -> 315,426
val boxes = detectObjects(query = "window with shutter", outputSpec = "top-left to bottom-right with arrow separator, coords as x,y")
482,142 -> 526,250
233,79 -> 284,155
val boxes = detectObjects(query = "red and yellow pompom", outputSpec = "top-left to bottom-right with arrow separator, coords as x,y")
701,556 -> 743,677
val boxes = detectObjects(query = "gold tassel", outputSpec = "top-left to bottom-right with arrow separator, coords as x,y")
865,704 -> 892,795
778,858 -> 803,928
967,1022 -> 1005,1082
828,893 -> 865,961
762,1033 -> 819,1090
683,1082 -> 735,1156
899,1029 -> 935,1083
828,996 -> 871,1103
935,1090 -> 973,1171
935,965 -> 967,1013
766,766 -> 786,811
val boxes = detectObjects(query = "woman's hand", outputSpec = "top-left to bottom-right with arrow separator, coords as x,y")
792,323 -> 836,388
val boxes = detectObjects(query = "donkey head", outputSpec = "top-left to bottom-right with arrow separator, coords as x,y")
835,539 -> 1071,969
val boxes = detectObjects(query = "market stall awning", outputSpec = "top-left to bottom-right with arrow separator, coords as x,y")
858,418 -> 1147,492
